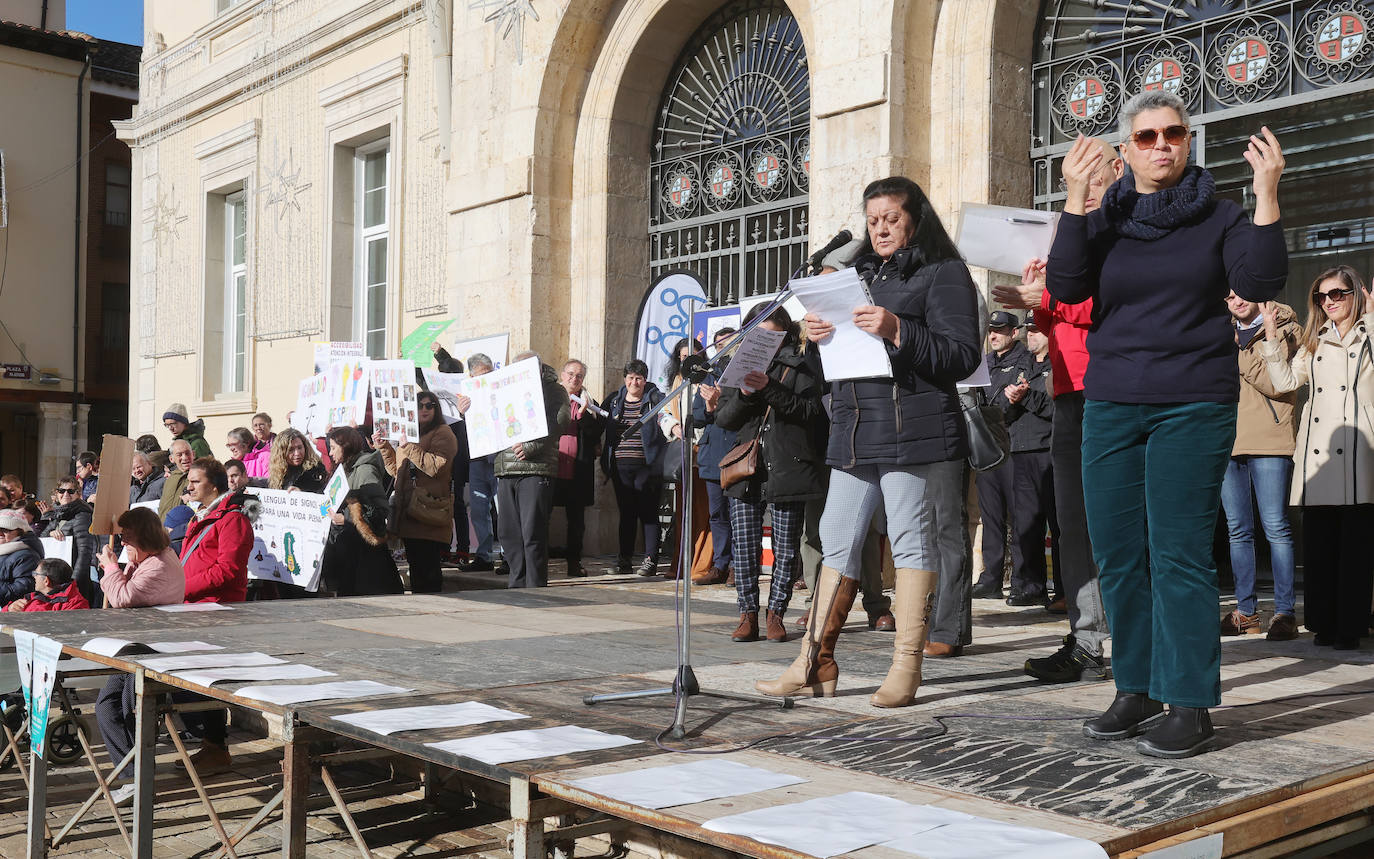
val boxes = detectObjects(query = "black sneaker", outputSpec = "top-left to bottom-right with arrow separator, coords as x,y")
970,582 -> 1003,600
1083,691 -> 1165,740
636,558 -> 659,577
615,556 -> 632,572
1025,635 -> 1107,683
1136,706 -> 1214,759
1006,592 -> 1048,607
457,557 -> 493,572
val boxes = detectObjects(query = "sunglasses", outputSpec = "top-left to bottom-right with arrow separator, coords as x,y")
55,488 -> 78,495
418,401 -> 437,409
1129,124 -> 1189,150
1314,286 -> 1355,303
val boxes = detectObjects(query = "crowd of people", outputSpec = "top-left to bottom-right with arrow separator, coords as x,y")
0,91 -> 1368,765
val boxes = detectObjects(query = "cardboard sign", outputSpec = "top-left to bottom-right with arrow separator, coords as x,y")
369,360 -> 420,444
244,488 -> 330,592
292,372 -> 331,437
460,357 -> 550,458
401,319 -> 455,368
89,434 -> 134,535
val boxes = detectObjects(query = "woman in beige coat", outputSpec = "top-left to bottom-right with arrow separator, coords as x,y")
376,390 -> 457,593
1261,265 -> 1374,650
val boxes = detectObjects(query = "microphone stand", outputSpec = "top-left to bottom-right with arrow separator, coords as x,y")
583,262 -> 816,737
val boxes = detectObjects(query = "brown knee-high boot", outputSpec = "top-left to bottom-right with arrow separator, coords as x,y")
870,568 -> 937,708
755,567 -> 858,697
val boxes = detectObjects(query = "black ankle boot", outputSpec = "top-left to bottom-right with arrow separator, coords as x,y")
1083,691 -> 1165,740
1136,706 -> 1214,759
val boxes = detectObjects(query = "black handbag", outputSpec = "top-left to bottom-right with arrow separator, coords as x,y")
959,391 -> 1009,472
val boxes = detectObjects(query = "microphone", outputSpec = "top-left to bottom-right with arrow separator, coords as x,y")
807,229 -> 854,271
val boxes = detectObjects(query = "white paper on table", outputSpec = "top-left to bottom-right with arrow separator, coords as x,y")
955,203 -> 1061,276
39,537 -> 73,564
332,701 -> 529,736
172,664 -> 336,686
136,652 -> 285,672
570,759 -> 806,809
82,637 -> 224,657
702,792 -> 972,858
234,680 -> 412,706
425,725 -> 640,765
956,356 -> 992,390
148,641 -> 224,653
155,601 -> 233,612
879,819 -> 1109,859
716,326 -> 787,389
786,270 -> 892,381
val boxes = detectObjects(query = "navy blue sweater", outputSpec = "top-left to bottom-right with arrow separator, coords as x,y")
1046,200 -> 1287,404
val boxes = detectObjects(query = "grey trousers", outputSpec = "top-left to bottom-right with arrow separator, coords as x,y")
801,497 -> 889,614
1052,392 -> 1109,656
927,459 -> 973,647
497,474 -> 553,588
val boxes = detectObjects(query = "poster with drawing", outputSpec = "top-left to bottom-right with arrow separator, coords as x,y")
293,372 -> 331,437
421,369 -> 467,421
370,360 -> 420,444
450,333 -> 509,371
244,488 -> 330,592
325,357 -> 371,428
319,468 -> 350,516
459,357 -> 548,459
313,341 -> 365,375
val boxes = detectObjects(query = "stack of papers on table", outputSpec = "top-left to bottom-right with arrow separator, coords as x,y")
332,701 -> 529,736
703,792 -> 970,856
136,652 -> 285,672
233,681 -> 412,706
425,725 -> 639,765
171,665 -> 335,686
83,638 -> 224,658
570,759 -> 806,809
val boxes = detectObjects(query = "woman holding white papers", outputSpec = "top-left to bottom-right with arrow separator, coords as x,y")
757,177 -> 980,706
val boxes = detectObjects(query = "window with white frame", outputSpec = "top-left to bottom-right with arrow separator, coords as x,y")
354,143 -> 389,359
224,191 -> 248,392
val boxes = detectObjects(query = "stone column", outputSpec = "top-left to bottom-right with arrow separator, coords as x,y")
35,402 -> 90,495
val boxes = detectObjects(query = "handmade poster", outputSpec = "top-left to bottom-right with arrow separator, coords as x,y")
312,341 -> 365,375
244,488 -> 330,592
450,332 -> 509,371
324,357 -> 371,428
421,368 -> 467,421
458,357 -> 549,459
292,372 -> 331,436
369,359 -> 420,444
401,319 -> 455,368
716,325 -> 786,388
89,433 -> 134,534
319,468 -> 350,516
40,536 -> 73,564
24,634 -> 63,759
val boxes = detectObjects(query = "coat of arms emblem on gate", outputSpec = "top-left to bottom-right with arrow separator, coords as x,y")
1226,37 -> 1270,83
1317,13 -> 1366,63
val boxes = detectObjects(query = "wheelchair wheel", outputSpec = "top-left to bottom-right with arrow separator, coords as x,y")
45,713 -> 84,766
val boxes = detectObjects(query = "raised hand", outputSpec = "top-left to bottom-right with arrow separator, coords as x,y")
1243,126 -> 1284,226
1061,135 -> 1104,216
1260,301 -> 1279,342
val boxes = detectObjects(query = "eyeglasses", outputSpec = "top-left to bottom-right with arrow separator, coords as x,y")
1314,286 -> 1355,304
55,488 -> 77,496
418,402 -> 436,410
1129,124 -> 1189,150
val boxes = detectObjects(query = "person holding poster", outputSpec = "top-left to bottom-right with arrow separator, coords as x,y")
375,390 -> 457,592
319,427 -> 402,596
268,429 -> 329,493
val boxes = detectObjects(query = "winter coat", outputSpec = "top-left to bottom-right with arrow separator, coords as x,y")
101,546 -> 186,608
1234,304 -> 1300,457
243,438 -> 273,478
553,394 -> 605,508
495,364 -> 573,479
176,420 -> 214,458
692,391 -> 739,482
0,540 -> 39,607
180,491 -> 257,604
1034,291 -> 1093,398
827,250 -> 981,469
380,422 -> 458,543
980,342 -> 1052,453
715,342 -> 828,504
39,500 -> 95,581
601,385 -> 669,473
158,468 -> 188,519
129,471 -> 166,506
1262,311 -> 1374,507
18,581 -> 89,611
281,463 -> 329,493
322,451 -> 401,596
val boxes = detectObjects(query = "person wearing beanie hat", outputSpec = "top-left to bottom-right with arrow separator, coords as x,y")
162,403 -> 213,458
0,509 -> 39,608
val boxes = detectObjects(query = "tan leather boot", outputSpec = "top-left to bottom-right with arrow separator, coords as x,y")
870,568 -> 937,708
755,567 -> 858,697
731,612 -> 759,642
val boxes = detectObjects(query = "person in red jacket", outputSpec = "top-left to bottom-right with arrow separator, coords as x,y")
4,559 -> 90,612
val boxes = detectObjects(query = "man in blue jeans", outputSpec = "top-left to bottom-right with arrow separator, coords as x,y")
456,354 -> 501,573
1220,292 -> 1301,640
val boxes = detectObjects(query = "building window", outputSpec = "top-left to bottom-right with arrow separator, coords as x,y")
104,162 -> 130,227
99,283 -> 129,384
224,192 -> 248,392
355,143 -> 389,359
215,0 -> 248,14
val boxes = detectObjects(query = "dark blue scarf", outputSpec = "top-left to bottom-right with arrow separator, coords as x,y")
1100,165 -> 1216,240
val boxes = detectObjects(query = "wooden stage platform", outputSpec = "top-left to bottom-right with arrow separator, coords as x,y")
5,577 -> 1374,858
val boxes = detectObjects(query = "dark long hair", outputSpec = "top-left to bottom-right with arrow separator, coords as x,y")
743,302 -> 799,344
416,391 -> 445,435
858,177 -> 963,265
327,426 -> 368,471
665,336 -> 704,384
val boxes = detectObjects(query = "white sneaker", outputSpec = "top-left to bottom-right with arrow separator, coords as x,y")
109,783 -> 136,807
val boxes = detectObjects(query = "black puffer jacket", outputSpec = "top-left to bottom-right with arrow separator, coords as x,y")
827,250 -> 981,468
40,500 -> 95,582
715,342 -> 828,504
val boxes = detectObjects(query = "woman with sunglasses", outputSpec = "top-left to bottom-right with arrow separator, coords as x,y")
375,390 -> 457,592
1259,266 -> 1373,650
1047,90 -> 1288,759
38,476 -> 96,604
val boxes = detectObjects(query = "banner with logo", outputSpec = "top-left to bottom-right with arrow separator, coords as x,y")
15,631 -> 63,759
634,271 -> 708,390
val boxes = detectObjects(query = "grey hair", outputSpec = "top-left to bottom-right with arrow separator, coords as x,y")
227,426 -> 254,447
1119,90 -> 1190,141
467,352 -> 494,372
132,450 -> 151,466
514,350 -> 539,363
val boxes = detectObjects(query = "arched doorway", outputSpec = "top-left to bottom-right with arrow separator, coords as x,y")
648,0 -> 811,305
1032,0 -> 1374,307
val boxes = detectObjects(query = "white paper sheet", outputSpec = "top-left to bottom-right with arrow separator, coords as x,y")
83,637 -> 225,657
702,792 -> 972,858
155,602 -> 233,612
421,369 -> 469,421
172,665 -> 335,686
786,270 -> 892,381
570,759 -> 806,809
40,537 -> 73,564
716,326 -> 787,389
424,725 -> 640,765
332,701 -> 529,736
955,203 -> 1061,276
234,680 -> 412,706
956,357 -> 992,390
136,652 -> 285,672
879,819 -> 1109,859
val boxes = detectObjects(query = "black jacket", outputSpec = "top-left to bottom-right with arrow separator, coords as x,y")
981,341 -> 1053,452
693,392 -> 739,482
715,342 -> 828,504
601,385 -> 669,473
0,542 -> 39,606
129,472 -> 166,505
40,500 -> 95,581
827,251 -> 982,469
282,463 -> 329,493
554,394 -> 605,507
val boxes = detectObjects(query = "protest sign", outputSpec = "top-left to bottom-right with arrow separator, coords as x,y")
370,360 -> 420,444
313,341 -> 365,375
451,333 -> 509,371
460,357 -> 549,458
244,488 -> 330,592
293,372 -> 331,436
421,368 -> 467,421
325,357 -> 371,428
401,319 -> 456,368
90,434 -> 134,535
320,468 -> 350,516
